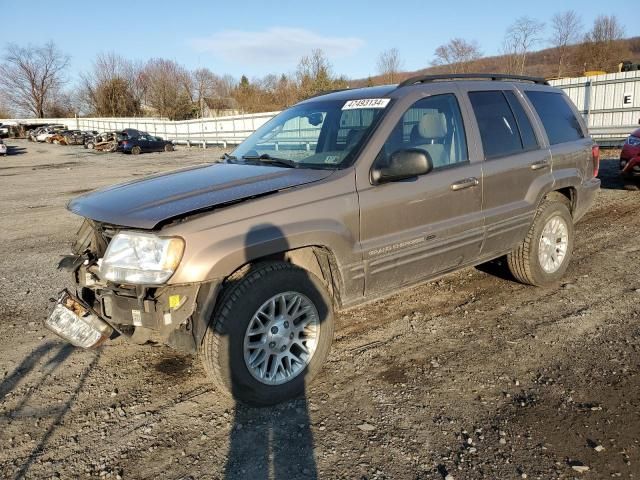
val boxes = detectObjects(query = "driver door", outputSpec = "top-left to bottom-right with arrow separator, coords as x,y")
357,92 -> 484,295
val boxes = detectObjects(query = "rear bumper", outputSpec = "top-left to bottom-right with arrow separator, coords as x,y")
574,177 -> 600,221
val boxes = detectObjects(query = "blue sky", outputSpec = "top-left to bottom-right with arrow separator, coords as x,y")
0,0 -> 635,84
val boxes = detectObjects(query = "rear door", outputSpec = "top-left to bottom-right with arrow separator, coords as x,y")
151,137 -> 165,151
136,135 -> 151,152
357,90 -> 484,296
523,89 -> 593,183
463,88 -> 552,256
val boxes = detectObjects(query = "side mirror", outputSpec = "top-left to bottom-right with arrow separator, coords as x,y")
371,148 -> 433,184
307,112 -> 323,126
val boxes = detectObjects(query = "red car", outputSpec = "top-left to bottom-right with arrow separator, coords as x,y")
620,127 -> 640,188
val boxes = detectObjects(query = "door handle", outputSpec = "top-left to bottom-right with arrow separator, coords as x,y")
530,159 -> 550,170
450,177 -> 479,191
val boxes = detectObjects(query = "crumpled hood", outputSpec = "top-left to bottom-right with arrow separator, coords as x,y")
68,163 -> 333,229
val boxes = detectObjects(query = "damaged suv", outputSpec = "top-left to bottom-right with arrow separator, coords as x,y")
47,74 -> 600,405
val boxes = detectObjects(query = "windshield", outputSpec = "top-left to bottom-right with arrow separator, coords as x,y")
231,99 -> 389,168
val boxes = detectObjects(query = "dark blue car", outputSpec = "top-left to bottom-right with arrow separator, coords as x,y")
119,134 -> 174,155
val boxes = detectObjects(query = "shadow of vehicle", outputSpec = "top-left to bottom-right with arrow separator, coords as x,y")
598,157 -> 630,191
5,146 -> 27,156
475,255 -> 517,282
219,224 -> 324,479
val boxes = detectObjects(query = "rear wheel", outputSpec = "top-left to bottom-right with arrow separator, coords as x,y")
507,194 -> 574,286
164,143 -> 174,152
200,262 -> 334,406
86,142 -> 95,150
131,146 -> 141,155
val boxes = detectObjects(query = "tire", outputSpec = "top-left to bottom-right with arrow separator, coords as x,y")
200,261 -> 334,406
623,181 -> 640,191
164,143 -> 174,152
507,193 -> 574,286
131,146 -> 141,155
86,142 -> 94,150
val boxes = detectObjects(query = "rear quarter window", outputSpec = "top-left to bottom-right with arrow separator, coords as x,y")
524,91 -> 584,145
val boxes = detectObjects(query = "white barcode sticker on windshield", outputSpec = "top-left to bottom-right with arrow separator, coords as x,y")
342,98 -> 390,110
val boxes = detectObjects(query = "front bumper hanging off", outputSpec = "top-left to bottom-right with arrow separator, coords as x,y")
46,290 -> 113,348
45,220 -> 219,353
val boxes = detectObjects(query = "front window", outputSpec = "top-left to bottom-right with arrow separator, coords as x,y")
374,93 -> 468,169
231,99 -> 389,168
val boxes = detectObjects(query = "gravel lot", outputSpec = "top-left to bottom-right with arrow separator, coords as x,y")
0,139 -> 639,480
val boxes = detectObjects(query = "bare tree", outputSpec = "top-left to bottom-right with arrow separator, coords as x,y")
45,90 -> 76,117
503,17 -> 545,74
192,67 -> 219,117
432,39 -> 482,73
79,53 -> 142,116
376,48 -> 403,83
580,15 -> 626,72
143,59 -> 194,120
550,11 -> 582,77
0,41 -> 69,117
296,49 -> 336,98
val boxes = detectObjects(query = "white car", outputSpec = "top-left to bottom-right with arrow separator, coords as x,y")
0,140 -> 7,156
36,129 -> 56,142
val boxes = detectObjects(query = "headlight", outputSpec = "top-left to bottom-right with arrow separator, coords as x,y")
627,135 -> 640,147
100,232 -> 184,285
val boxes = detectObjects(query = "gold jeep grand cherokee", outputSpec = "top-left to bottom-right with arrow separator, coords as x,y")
47,74 -> 600,405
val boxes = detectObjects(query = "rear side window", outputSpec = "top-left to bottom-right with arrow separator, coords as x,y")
469,91 -> 529,159
525,91 -> 584,145
504,91 -> 538,151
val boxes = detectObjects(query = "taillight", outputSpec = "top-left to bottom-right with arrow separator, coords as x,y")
122,141 -> 129,146
591,144 -> 600,177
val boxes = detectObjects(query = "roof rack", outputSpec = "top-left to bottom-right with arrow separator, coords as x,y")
305,87 -> 351,99
397,73 -> 549,88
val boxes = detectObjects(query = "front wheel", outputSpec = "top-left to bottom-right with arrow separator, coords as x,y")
131,146 -> 141,155
200,262 -> 334,406
507,194 -> 574,286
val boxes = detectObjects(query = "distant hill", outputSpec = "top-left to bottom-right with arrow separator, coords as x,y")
352,36 -> 640,87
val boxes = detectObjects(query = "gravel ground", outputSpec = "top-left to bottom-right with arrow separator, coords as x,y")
0,139 -> 639,480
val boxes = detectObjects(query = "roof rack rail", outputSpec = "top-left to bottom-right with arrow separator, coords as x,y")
305,87 -> 351,99
397,73 -> 549,88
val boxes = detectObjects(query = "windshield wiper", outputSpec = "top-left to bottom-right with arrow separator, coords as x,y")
221,152 -> 238,162
241,153 -> 298,168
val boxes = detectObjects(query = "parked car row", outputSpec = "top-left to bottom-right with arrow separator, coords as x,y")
28,125 -> 97,145
27,125 -> 174,155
